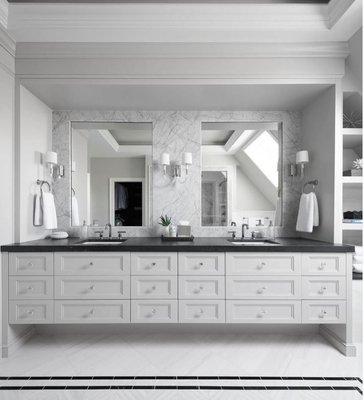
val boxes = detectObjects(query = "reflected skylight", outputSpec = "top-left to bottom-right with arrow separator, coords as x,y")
244,130 -> 279,186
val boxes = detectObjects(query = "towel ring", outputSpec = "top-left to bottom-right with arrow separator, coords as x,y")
302,179 -> 318,194
36,179 -> 51,192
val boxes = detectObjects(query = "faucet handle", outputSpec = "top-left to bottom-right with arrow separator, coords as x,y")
118,230 -> 126,239
228,230 -> 236,239
94,230 -> 103,239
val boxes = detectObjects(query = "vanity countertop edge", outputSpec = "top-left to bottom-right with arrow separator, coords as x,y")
1,237 -> 355,253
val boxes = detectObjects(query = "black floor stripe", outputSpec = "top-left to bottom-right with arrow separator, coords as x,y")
0,385 -> 361,392
0,376 -> 361,381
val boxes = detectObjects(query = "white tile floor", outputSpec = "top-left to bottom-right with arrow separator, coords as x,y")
0,281 -> 362,400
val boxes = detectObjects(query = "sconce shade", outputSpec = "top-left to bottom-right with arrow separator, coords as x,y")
44,151 -> 58,165
183,152 -> 193,165
161,153 -> 170,165
296,150 -> 309,164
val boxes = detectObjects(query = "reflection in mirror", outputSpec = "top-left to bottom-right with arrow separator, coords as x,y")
201,122 -> 282,228
71,122 -> 152,227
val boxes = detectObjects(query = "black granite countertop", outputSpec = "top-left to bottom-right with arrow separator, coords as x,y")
1,237 -> 355,253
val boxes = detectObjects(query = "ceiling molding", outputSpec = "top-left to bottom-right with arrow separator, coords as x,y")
7,3 -> 346,43
15,42 -> 350,60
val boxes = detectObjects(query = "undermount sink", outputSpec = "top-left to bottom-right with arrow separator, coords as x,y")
227,239 -> 279,246
76,238 -> 127,245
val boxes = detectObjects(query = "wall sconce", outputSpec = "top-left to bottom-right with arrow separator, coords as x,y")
296,150 -> 309,176
160,152 -> 193,177
43,151 -> 65,179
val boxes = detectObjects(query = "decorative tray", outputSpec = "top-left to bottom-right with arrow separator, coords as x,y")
161,235 -> 194,242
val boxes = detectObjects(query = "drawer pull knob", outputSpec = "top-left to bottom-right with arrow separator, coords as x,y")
199,262 -> 203,266
318,310 -> 328,318
195,308 -> 204,317
257,286 -> 267,294
89,285 -> 95,290
28,262 -> 33,267
318,286 -> 327,294
318,262 -> 326,270
152,285 -> 156,291
257,310 -> 266,318
257,262 -> 266,269
27,286 -> 34,291
89,309 -> 95,315
89,262 -> 94,266
151,308 -> 157,314
27,309 -> 34,316
152,262 -> 156,266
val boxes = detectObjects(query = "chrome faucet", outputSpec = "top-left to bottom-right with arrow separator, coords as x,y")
105,223 -> 112,238
242,223 -> 249,238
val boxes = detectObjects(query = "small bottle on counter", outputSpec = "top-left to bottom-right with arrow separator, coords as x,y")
267,221 -> 275,239
80,220 -> 88,239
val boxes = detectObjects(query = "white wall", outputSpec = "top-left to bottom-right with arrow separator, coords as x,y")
301,86 -> 336,242
18,85 -> 52,242
202,154 -> 274,212
90,157 -> 145,225
343,28 -> 362,93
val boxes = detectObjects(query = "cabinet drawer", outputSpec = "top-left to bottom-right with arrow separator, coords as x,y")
131,253 -> 177,275
301,254 -> 346,276
9,300 -> 54,324
54,252 -> 130,275
131,300 -> 177,323
302,277 -> 346,299
179,300 -> 225,323
9,276 -> 53,300
55,300 -> 130,323
226,253 -> 300,275
226,276 -> 300,299
9,253 -> 53,275
302,300 -> 346,323
226,300 -> 301,323
179,276 -> 225,299
131,276 -> 177,299
55,276 -> 130,299
178,253 -> 225,275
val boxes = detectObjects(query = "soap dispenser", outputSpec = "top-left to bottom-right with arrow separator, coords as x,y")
80,220 -> 88,239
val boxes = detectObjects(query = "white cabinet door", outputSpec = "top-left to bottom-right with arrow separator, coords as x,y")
9,276 -> 53,300
131,276 -> 177,299
179,300 -> 225,323
302,277 -> 346,299
226,300 -> 301,323
131,300 -> 178,323
226,253 -> 300,275
54,253 -> 130,275
302,300 -> 346,323
55,300 -> 130,323
55,276 -> 130,299
179,276 -> 225,299
226,276 -> 300,299
9,253 -> 53,275
301,254 -> 346,275
178,253 -> 225,275
9,300 -> 54,324
131,253 -> 177,275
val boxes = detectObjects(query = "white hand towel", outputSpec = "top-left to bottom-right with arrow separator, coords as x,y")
355,246 -> 363,256
33,193 -> 43,226
72,196 -> 80,226
296,192 -> 319,233
42,192 -> 57,230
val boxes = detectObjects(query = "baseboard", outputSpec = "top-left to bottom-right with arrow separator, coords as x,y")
319,326 -> 357,357
2,326 -> 36,358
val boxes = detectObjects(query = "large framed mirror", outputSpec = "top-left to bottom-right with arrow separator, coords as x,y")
201,122 -> 282,228
71,122 -> 152,227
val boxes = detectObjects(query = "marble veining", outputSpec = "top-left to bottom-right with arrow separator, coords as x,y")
53,110 -> 302,237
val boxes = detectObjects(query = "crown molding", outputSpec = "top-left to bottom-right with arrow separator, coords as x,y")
7,3 -> 338,43
15,42 -> 350,60
0,0 -> 8,29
